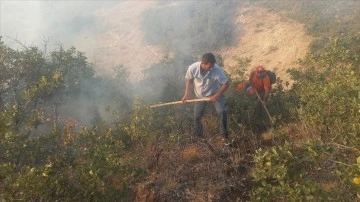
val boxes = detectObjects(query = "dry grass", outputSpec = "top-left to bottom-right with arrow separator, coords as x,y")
220,6 -> 314,84
282,123 -> 322,147
321,181 -> 338,192
131,116 -> 261,201
183,145 -> 201,162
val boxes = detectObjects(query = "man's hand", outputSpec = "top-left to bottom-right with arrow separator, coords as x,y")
235,82 -> 245,91
182,95 -> 189,103
210,94 -> 219,102
210,81 -> 229,102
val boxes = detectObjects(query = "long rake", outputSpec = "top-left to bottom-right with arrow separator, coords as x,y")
254,90 -> 274,126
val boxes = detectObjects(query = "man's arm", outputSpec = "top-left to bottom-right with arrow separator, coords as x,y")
210,81 -> 229,102
262,76 -> 271,104
263,88 -> 270,102
182,79 -> 193,102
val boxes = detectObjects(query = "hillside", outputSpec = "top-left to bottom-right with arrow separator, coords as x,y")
220,7 -> 313,82
1,1 -> 359,201
72,5 -> 316,201
73,1 -> 162,79
74,3 -> 313,81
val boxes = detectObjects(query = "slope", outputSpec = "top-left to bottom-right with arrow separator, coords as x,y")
74,3 -> 313,82
220,7 -> 313,83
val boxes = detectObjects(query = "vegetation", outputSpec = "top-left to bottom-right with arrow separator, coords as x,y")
262,0 -> 360,52
1,1 -> 360,201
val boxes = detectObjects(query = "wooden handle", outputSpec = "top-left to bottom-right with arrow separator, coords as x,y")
150,98 -> 210,108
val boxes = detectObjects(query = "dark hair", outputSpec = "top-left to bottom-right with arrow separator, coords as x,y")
201,53 -> 216,64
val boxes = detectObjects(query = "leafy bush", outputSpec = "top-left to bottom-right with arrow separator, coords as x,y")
251,141 -> 341,201
0,126 -> 145,201
288,34 -> 360,147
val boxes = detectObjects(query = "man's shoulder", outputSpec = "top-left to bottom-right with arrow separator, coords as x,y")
189,61 -> 201,69
212,64 -> 229,82
186,62 -> 201,78
263,74 -> 270,80
213,63 -> 222,69
212,63 -> 226,73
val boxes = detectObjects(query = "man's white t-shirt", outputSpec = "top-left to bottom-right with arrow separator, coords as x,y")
185,62 -> 228,98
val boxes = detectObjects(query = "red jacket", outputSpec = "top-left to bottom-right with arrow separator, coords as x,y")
249,71 -> 271,93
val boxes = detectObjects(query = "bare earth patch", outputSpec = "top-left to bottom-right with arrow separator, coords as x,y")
220,7 -> 314,83
74,1 -> 164,79
75,4 -> 313,83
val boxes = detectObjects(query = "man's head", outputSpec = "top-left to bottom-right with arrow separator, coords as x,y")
255,65 -> 266,77
200,53 -> 216,71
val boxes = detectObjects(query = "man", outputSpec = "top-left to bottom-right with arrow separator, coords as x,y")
248,65 -> 271,120
182,53 -> 230,143
249,66 -> 271,105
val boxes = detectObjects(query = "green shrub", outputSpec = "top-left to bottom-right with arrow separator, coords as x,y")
288,34 -> 360,147
0,126 -> 145,201
251,142 -> 337,201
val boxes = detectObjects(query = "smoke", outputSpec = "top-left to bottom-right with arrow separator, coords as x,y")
0,0 -> 240,79
2,0 -> 359,78
141,1 -> 239,56
0,1 -> 119,48
0,0 -> 240,132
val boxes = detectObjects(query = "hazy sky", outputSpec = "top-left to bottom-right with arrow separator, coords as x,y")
0,0 -> 120,48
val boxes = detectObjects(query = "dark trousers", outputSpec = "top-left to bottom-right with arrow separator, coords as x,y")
194,96 -> 228,138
